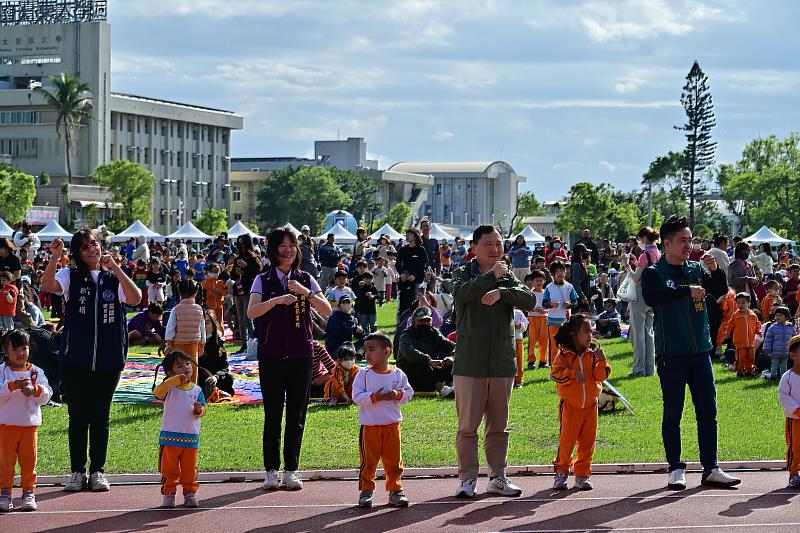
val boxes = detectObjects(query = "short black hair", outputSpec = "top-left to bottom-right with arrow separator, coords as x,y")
472,224 -> 499,244
734,292 -> 751,303
364,331 -> 392,352
527,270 -> 546,281
713,235 -> 728,247
549,260 -> 566,274
774,306 -> 791,318
178,279 -> 199,298
147,302 -> 163,315
789,265 -> 800,272
361,271 -> 374,279
336,343 -> 357,360
659,215 -> 689,242
3,329 -> 29,353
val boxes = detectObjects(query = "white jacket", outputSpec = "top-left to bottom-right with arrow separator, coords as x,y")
0,362 -> 52,427
352,366 -> 413,426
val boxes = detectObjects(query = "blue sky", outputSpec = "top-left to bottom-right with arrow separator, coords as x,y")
109,0 -> 800,201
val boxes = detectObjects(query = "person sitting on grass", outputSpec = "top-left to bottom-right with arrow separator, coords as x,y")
324,342 -> 359,405
595,299 -> 622,339
723,292 -> 762,378
779,335 -> 800,488
325,295 -> 364,357
764,307 -> 796,380
397,306 -> 455,398
152,350 -> 206,509
352,332 -> 413,509
127,303 -> 166,345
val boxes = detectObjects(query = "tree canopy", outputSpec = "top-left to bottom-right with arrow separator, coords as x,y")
0,165 -> 36,223
555,182 -> 642,242
194,208 -> 229,236
93,160 -> 155,231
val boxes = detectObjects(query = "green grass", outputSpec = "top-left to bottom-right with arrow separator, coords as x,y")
34,302 -> 788,475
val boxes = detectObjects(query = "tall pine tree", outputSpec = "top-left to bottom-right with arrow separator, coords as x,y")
675,61 -> 716,228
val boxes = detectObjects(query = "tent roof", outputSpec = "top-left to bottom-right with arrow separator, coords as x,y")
166,222 -> 213,241
112,220 -> 162,242
282,222 -> 302,237
516,225 -> 546,243
227,221 -> 259,239
369,223 -> 404,242
0,219 -> 13,238
36,220 -> 73,240
317,222 -> 358,244
427,223 -> 456,242
743,226 -> 794,245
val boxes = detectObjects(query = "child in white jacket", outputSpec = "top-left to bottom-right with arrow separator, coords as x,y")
778,335 -> 800,488
0,330 -> 52,512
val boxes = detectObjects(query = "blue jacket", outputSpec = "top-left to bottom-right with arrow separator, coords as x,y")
764,322 -> 796,358
508,244 -> 533,269
325,310 -> 360,356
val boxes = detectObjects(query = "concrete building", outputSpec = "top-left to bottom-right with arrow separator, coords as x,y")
0,6 -> 242,232
386,161 -> 526,228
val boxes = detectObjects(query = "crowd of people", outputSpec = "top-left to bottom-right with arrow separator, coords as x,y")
1,216 -> 800,512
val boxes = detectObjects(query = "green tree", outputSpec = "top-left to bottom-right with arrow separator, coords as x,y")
93,160 -> 155,230
39,171 -> 51,186
330,168 -> 380,224
382,202 -> 412,232
34,72 -> 92,184
675,61 -> 716,227
509,191 -> 546,235
256,166 -> 298,230
0,165 -> 36,223
555,182 -> 642,242
719,133 -> 800,240
244,221 -> 259,235
288,167 -> 351,233
194,208 -> 229,236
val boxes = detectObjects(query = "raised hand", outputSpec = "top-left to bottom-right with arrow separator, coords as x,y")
493,261 -> 508,279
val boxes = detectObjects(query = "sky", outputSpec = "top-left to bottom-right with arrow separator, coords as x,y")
109,0 -> 800,201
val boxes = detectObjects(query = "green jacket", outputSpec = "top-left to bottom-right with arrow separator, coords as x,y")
450,260 -> 536,377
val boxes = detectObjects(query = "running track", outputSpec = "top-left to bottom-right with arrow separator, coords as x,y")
2,471 -> 799,532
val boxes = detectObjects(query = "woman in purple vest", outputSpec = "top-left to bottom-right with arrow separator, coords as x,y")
247,228 -> 332,491
41,230 -> 141,493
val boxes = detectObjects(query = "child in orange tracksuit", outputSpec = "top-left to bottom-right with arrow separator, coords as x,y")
525,271 -> 550,370
0,272 -> 19,333
550,314 -> 611,491
0,330 -> 52,512
324,343 -> 359,405
715,290 -> 736,357
760,280 -> 783,321
201,263 -> 227,324
165,280 -> 206,384
724,292 -> 761,377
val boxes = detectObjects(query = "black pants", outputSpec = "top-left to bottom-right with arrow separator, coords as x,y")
61,365 -> 121,474
398,361 -> 452,392
259,358 -> 312,472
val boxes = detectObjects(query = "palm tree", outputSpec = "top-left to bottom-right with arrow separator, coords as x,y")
34,72 -> 92,185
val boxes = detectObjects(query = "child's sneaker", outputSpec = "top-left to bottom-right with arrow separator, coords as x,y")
388,490 -> 409,507
574,476 -> 593,491
358,490 -> 373,508
538,362 -> 549,369
788,474 -> 800,488
553,472 -> 568,490
183,493 -> 199,508
162,494 -> 176,508
527,362 -> 536,371
20,491 -> 37,512
513,382 -> 522,389
64,471 -> 87,491
0,491 -> 12,512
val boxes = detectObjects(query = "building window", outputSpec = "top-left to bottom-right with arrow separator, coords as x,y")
177,180 -> 182,196
161,182 -> 166,195
127,117 -> 134,132
192,155 -> 197,169
232,186 -> 241,202
110,144 -> 115,160
201,127 -> 205,142
234,213 -> 242,221
119,145 -> 123,159
176,152 -> 182,167
160,212 -> 166,226
110,113 -> 116,130
221,185 -> 227,200
161,121 -> 167,136
0,138 -> 37,158
207,156 -> 213,170
192,126 -> 198,141
170,122 -> 174,137
144,148 -> 150,164
436,184 -> 442,195
137,118 -> 141,134
144,119 -> 151,134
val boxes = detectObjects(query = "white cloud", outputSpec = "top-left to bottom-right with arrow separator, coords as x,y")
434,130 -> 455,141
598,160 -> 616,171
614,74 -> 645,93
583,137 -> 599,146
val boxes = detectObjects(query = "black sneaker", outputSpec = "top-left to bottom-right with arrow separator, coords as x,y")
538,362 -> 549,369
527,362 -> 536,371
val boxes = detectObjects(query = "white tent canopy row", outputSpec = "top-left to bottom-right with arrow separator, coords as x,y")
317,222 -> 358,244
227,221 -> 260,239
36,220 -> 73,241
369,223 -> 404,242
743,226 -> 795,246
112,220 -> 162,242
0,219 -> 13,238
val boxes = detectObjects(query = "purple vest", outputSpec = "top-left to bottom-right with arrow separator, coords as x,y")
255,267 -> 314,361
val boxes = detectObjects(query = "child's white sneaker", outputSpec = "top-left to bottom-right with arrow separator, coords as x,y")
183,493 -> 199,508
262,469 -> 279,490
574,476 -> 593,491
64,471 -> 87,491
667,468 -> 686,490
20,491 -> 37,512
358,490 -> 373,508
788,474 -> 800,488
439,385 -> 455,398
455,477 -> 477,498
486,475 -> 522,497
388,490 -> 409,507
282,470 -> 303,490
553,472 -> 568,490
162,494 -> 176,508
0,491 -> 12,512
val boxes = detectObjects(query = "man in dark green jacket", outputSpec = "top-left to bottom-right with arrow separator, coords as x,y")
450,225 -> 536,499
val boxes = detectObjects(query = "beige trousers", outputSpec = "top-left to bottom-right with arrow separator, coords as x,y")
454,375 -> 514,480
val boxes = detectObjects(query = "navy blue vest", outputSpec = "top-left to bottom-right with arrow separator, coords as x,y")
59,269 -> 128,373
255,267 -> 314,362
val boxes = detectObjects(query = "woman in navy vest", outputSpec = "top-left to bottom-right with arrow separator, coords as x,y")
42,230 -> 141,493
247,228 -> 332,491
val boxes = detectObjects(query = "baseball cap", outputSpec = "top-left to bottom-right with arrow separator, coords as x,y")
20,275 -> 31,285
413,307 -> 432,320
301,225 -> 310,231
338,294 -> 352,304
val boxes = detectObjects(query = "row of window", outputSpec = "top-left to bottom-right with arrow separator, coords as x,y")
157,181 -> 227,200
0,111 -> 39,124
0,138 -> 37,158
110,113 -> 229,144
109,143 -> 229,171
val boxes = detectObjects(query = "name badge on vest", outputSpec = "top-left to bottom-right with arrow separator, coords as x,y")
102,289 -> 116,324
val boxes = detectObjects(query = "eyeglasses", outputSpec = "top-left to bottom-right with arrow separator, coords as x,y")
80,240 -> 101,252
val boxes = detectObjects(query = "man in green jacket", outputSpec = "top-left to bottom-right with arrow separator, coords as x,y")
450,225 -> 536,498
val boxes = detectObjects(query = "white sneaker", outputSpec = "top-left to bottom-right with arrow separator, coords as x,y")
553,472 -> 568,490
574,476 -> 593,491
89,471 -> 111,492
64,471 -> 87,492
262,469 -> 279,490
486,475 -> 523,497
162,494 -> 176,508
20,492 -> 37,512
667,468 -> 686,490
702,467 -> 741,487
788,474 -> 800,488
439,385 -> 455,398
0,492 -> 12,512
282,470 -> 303,490
183,493 -> 199,508
455,477 -> 477,498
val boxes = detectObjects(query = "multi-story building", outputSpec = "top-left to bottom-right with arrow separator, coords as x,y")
0,2 -> 243,233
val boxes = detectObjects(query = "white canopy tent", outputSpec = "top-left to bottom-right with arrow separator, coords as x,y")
227,221 -> 259,239
36,220 -> 73,241
112,220 -> 162,242
282,222 -> 302,237
166,222 -> 213,242
743,226 -> 795,246
427,223 -> 456,242
516,225 -> 546,244
369,223 -> 404,242
0,219 -> 13,238
317,222 -> 358,245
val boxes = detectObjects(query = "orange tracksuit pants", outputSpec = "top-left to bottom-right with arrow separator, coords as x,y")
159,445 -> 199,495
170,342 -> 202,383
515,339 -> 524,384
0,429 -> 37,491
359,423 -> 403,492
553,400 -> 598,478
787,418 -> 800,475
548,325 -> 562,366
735,348 -> 755,374
528,316 -> 549,364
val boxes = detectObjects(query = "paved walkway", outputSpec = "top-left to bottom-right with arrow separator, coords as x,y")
2,471 -> 799,532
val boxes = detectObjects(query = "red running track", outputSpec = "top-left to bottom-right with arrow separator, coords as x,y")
1,471 -> 799,532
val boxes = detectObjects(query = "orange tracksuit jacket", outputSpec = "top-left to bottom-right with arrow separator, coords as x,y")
201,278 -> 227,322
323,364 -> 359,402
724,310 -> 761,374
716,293 -> 737,348
760,294 -> 781,321
550,347 -> 611,477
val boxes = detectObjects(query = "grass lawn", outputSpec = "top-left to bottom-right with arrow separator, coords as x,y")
35,301 -> 787,475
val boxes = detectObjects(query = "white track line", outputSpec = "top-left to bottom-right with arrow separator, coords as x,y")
479,524 -> 800,533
